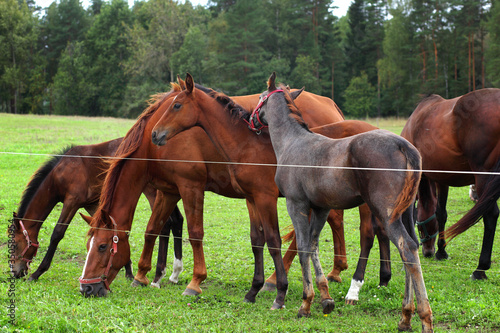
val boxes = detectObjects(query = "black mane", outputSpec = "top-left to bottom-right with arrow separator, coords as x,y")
196,84 -> 251,123
17,146 -> 74,218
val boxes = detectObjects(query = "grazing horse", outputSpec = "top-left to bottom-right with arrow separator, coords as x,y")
150,73 -> 429,329
249,73 -> 431,330
401,88 -> 500,280
80,84 -> 345,308
10,139 -> 183,285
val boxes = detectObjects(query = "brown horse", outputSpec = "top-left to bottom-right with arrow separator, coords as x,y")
401,88 -> 500,280
79,84 -> 346,308
10,139 -> 183,285
151,73 -> 430,329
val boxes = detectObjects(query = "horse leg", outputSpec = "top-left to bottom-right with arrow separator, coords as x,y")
472,202 -> 498,280
310,208 -> 335,314
133,192 -> 179,287
385,217 -> 433,333
168,206 -> 184,284
345,204 -> 375,305
254,196 -> 288,310
151,220 -> 171,288
28,203 -> 79,281
326,209 -> 348,283
262,229 -> 296,291
182,188 -> 207,296
374,213 -> 392,287
243,199 -> 266,303
286,199 -> 315,318
435,184 -> 449,260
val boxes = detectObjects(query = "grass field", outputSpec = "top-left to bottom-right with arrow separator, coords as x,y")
1,113 -> 499,332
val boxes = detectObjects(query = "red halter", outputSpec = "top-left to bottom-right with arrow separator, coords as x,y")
16,220 -> 39,269
246,89 -> 284,134
79,216 -> 119,291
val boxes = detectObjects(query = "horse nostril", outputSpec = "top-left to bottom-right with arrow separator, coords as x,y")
81,284 -> 94,297
152,130 -> 157,141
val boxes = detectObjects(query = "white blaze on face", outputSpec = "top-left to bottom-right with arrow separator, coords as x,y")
81,236 -> 94,278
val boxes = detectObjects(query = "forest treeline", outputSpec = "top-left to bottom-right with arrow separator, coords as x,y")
1,0 -> 499,118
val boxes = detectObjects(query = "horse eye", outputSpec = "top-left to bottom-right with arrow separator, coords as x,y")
98,244 -> 107,252
173,103 -> 182,110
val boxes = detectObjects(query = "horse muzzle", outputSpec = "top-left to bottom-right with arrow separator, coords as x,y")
151,129 -> 168,146
80,282 -> 108,297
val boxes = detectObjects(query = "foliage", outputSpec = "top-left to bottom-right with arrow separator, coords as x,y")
344,72 -> 377,118
0,0 -> 499,117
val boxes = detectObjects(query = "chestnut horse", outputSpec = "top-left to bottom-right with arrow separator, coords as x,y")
10,139 -> 183,285
151,74 -> 430,330
79,84 -> 349,307
401,88 -> 500,280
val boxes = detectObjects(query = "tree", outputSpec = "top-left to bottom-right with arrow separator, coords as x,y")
343,72 -> 376,118
0,0 -> 41,113
486,0 -> 500,87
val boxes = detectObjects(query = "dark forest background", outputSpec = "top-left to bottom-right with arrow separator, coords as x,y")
1,0 -> 499,118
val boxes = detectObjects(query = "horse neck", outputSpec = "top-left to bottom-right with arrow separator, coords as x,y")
195,93 -> 271,162
18,177 -> 60,236
264,96 -> 312,159
99,150 -> 150,231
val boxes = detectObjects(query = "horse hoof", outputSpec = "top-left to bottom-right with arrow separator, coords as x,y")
125,274 -> 134,281
321,299 -> 335,314
435,250 -> 448,261
345,299 -> 357,305
131,279 -> 148,287
182,288 -> 201,296
260,282 -> 277,292
27,275 -> 38,282
471,271 -> 488,280
271,300 -> 284,310
297,309 -> 311,318
397,320 -> 412,332
150,282 -> 161,289
327,275 -> 342,283
243,296 -> 256,304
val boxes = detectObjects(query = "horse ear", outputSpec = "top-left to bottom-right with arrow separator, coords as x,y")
290,87 -> 304,101
80,213 -> 93,226
185,73 -> 195,94
267,72 -> 277,91
177,74 -> 186,90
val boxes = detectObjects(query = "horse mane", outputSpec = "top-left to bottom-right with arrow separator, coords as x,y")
279,84 -> 311,132
197,85 -> 251,123
88,84 -> 181,235
17,146 -> 75,218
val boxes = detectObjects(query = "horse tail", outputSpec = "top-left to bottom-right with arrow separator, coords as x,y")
444,157 -> 500,241
389,139 -> 422,223
282,228 -> 295,243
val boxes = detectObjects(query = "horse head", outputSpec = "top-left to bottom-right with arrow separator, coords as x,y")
79,210 -> 131,297
9,212 -> 39,278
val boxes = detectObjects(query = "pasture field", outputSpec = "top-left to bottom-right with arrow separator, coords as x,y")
1,113 -> 499,332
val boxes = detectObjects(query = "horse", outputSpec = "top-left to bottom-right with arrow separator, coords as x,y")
150,72 -> 431,330
10,138 -> 183,286
262,120 -> 393,305
79,83 -> 346,308
401,88 -> 500,280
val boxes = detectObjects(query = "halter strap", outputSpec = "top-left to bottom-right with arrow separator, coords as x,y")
416,213 -> 438,243
79,216 -> 119,290
16,220 -> 40,269
246,89 -> 284,134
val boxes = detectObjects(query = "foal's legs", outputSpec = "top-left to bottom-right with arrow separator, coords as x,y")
385,218 -> 433,333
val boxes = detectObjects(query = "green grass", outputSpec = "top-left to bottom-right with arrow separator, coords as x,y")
1,113 -> 499,332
